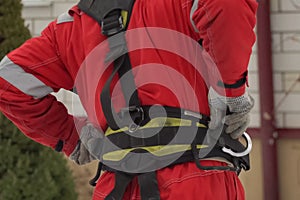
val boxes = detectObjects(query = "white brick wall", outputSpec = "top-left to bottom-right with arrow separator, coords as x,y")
249,0 -> 300,128
22,0 -> 300,127
282,33 -> 300,51
274,0 -> 300,128
22,0 -> 78,37
281,0 -> 300,11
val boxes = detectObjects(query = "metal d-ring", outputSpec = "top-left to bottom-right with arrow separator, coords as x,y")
128,106 -> 144,133
222,132 -> 253,157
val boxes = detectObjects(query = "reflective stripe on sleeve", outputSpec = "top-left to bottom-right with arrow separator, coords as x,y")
0,56 -> 53,99
57,12 -> 74,24
190,0 -> 200,33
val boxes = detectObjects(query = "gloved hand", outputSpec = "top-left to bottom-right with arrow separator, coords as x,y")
208,87 -> 254,139
69,123 -> 104,165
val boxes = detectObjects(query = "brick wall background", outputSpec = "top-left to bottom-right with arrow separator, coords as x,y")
247,0 -> 300,128
22,0 -> 77,37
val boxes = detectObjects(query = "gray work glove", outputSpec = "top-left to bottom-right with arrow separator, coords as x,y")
208,87 -> 254,139
69,123 -> 104,165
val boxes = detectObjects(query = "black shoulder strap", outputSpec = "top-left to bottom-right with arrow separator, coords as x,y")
78,0 -> 135,24
78,0 -> 141,130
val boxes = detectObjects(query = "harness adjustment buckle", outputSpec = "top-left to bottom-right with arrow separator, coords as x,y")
101,13 -> 124,36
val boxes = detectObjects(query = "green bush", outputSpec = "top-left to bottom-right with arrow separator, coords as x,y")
0,0 -> 31,59
0,1 -> 78,199
0,115 -> 78,200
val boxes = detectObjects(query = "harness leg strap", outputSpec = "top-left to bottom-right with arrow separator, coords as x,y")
138,172 -> 160,200
105,172 -> 134,200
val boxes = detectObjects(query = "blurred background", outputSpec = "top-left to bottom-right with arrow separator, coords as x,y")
1,0 -> 300,199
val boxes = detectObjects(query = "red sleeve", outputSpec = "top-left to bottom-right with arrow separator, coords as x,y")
191,0 -> 258,96
0,21 -> 79,156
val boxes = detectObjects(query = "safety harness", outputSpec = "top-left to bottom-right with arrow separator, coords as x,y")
77,0 -> 251,199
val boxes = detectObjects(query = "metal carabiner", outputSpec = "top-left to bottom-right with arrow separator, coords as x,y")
222,132 -> 253,157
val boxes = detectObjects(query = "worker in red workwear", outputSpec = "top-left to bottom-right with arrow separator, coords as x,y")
0,0 -> 258,199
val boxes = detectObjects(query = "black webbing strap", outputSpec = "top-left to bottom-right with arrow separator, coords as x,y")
100,43 -> 141,130
138,172 -> 160,200
78,0 -> 140,130
105,172 -> 134,200
191,142 -> 237,172
97,7 -> 141,131
104,171 -> 160,200
117,50 -> 140,107
89,162 -> 103,186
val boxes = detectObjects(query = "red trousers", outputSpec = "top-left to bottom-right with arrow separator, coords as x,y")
93,161 -> 245,200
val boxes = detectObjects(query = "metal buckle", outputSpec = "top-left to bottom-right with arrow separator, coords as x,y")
101,14 -> 124,36
120,106 -> 144,133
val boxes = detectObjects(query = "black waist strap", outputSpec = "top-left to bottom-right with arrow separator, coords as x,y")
90,126 -> 250,199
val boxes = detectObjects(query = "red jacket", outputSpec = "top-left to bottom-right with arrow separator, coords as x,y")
0,0 -> 257,158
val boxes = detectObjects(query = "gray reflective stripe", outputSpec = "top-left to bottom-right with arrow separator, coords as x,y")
190,0 -> 200,33
0,56 -> 53,98
57,12 -> 74,24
